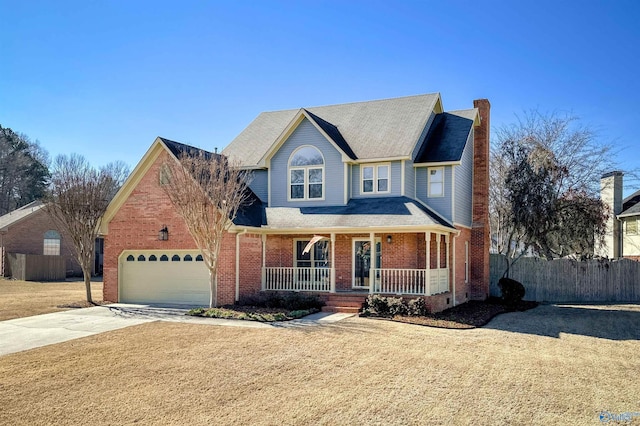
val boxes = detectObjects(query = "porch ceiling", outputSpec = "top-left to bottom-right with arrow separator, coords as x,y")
264,197 -> 454,231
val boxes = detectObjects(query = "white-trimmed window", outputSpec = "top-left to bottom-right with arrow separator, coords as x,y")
361,163 -> 390,194
43,230 -> 61,256
294,239 -> 330,268
428,167 -> 444,197
288,146 -> 324,200
627,218 -> 638,235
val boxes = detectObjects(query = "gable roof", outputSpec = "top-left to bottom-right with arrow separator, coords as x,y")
101,137 -> 264,233
414,110 -> 476,164
620,189 -> 640,217
304,110 -> 357,160
223,93 -> 442,167
0,200 -> 46,231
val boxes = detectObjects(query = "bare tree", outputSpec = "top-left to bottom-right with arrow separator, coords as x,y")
46,154 -> 128,303
162,151 -> 252,308
490,111 -> 617,271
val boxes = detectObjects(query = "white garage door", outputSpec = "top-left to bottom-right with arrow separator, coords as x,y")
120,250 -> 210,305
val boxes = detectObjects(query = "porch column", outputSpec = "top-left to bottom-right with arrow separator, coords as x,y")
369,232 -> 375,294
330,233 -> 336,293
437,234 -> 441,270
446,234 -> 450,270
446,234 -> 451,294
425,232 -> 431,296
261,234 -> 267,290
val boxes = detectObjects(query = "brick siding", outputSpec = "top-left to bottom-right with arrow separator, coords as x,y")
103,150 -> 262,305
1,208 -> 82,277
470,99 -> 491,300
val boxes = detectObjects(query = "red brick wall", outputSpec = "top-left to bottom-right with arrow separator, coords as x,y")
453,227 -> 472,305
238,233 -> 263,297
103,150 -> 260,305
1,208 -> 82,277
471,99 -> 491,300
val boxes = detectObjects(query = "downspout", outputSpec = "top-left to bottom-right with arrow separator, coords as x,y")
235,229 -> 248,302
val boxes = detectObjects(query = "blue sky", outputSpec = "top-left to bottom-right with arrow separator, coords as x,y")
1,0 -> 639,193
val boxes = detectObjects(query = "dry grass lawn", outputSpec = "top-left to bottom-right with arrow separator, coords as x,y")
0,303 -> 639,425
0,279 -> 103,320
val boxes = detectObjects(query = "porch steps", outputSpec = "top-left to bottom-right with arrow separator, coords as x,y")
322,293 -> 368,314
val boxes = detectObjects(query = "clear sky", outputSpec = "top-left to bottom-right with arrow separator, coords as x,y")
1,0 -> 639,193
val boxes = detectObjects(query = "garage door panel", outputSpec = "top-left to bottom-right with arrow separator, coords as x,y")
120,251 -> 210,305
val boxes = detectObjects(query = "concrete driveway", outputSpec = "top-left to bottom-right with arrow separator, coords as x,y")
0,304 -> 353,357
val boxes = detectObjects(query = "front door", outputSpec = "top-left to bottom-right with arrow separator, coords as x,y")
352,238 -> 381,289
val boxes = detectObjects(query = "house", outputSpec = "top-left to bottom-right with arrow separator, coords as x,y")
599,171 -> 640,260
0,200 -> 84,278
101,93 -> 490,312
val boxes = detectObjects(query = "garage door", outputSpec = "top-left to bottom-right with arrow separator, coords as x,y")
120,250 -> 210,305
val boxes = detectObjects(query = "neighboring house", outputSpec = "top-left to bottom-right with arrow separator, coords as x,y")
101,93 -> 491,312
0,201 -> 84,277
599,171 -> 640,260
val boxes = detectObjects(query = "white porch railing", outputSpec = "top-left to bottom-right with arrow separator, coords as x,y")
262,267 -> 449,296
372,268 -> 449,296
263,267 -> 332,292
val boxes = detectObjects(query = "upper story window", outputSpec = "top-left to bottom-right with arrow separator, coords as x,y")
361,163 -> 390,194
43,230 -> 61,256
289,146 -> 324,200
428,167 -> 444,197
627,219 -> 638,235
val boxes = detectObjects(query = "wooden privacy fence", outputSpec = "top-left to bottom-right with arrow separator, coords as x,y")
490,254 -> 640,303
5,253 -> 66,281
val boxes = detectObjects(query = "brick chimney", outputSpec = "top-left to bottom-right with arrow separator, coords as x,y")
470,99 -> 490,300
598,171 -> 623,258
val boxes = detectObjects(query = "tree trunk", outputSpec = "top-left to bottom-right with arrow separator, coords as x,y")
209,270 -> 218,308
82,264 -> 93,304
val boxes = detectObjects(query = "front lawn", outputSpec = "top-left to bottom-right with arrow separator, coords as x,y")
0,304 -> 638,425
0,279 -> 103,321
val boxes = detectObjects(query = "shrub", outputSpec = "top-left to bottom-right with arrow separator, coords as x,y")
407,297 -> 429,316
387,297 -> 408,316
498,277 -> 526,305
362,295 -> 428,317
236,291 -> 325,311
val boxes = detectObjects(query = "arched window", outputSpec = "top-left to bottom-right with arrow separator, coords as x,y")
149,255 -> 157,261
43,230 -> 61,256
184,254 -> 193,262
137,255 -> 146,261
288,146 -> 324,200
171,254 -> 181,261
126,255 -> 135,261
160,255 -> 169,262
195,255 -> 204,262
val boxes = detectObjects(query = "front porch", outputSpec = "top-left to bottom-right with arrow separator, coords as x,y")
260,231 -> 452,297
262,266 -> 449,296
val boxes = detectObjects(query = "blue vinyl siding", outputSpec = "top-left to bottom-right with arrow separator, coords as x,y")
404,159 -> 415,197
453,129 -> 474,227
352,161 -> 403,198
415,165 -> 453,221
269,118 -> 345,207
248,169 -> 268,202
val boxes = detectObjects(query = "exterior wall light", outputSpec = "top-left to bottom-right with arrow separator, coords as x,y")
387,235 -> 392,244
158,226 -> 169,241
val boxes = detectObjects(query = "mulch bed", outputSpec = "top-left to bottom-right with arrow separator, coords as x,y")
387,298 -> 539,329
